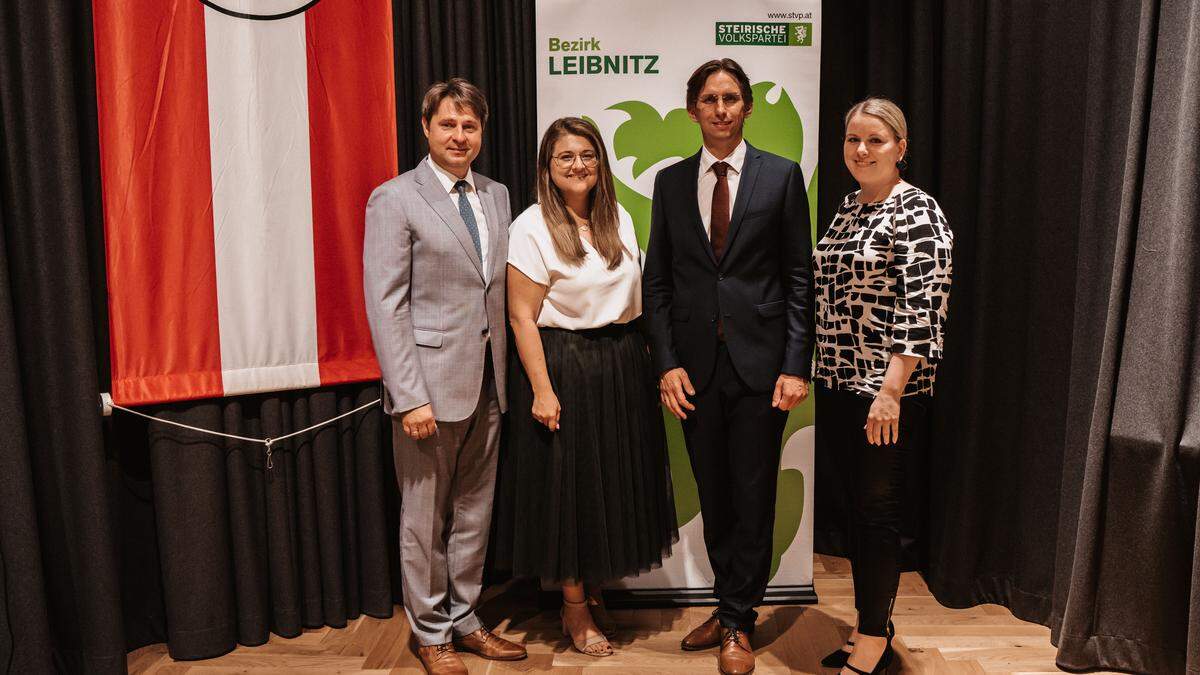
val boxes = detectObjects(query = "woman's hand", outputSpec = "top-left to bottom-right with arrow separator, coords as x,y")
865,390 -> 901,445
532,390 -> 561,431
508,265 -> 559,431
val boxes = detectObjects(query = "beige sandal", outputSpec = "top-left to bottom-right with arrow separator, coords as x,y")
561,598 -> 613,657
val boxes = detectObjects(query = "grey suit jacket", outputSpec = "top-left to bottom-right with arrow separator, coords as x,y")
364,159 -> 510,422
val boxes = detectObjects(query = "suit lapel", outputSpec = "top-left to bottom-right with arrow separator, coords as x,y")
414,161 -> 484,279
478,183 -> 503,286
681,151 -> 718,267
721,143 -> 761,267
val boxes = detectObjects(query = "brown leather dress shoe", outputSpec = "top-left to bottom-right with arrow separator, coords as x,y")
681,615 -> 723,651
416,643 -> 468,675
453,627 -> 527,661
718,628 -> 755,675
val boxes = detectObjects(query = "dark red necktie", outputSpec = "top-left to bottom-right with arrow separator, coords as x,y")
710,161 -> 730,260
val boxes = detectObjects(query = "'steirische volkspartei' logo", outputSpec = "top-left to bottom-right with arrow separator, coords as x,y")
715,21 -> 813,46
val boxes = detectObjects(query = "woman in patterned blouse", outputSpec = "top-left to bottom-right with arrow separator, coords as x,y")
814,98 -> 953,675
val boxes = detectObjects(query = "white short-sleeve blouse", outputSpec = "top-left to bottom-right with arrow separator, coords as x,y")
507,203 -> 642,330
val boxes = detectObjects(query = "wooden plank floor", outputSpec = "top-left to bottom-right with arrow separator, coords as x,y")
128,555 -> 1110,674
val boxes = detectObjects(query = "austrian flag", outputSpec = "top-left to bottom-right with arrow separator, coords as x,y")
93,0 -> 396,405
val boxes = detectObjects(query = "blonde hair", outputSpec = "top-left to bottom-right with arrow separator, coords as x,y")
535,117 -> 627,269
844,97 -> 908,142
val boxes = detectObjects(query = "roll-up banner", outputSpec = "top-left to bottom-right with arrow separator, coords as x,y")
535,0 -> 821,605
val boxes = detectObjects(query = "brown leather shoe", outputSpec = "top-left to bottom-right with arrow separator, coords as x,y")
416,643 -> 468,675
453,627 -> 527,661
681,615 -> 723,651
718,628 -> 755,675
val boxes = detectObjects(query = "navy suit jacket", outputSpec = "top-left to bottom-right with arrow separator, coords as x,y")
642,142 -> 814,393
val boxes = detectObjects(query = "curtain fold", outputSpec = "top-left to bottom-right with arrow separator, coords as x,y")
141,384 -> 393,660
1054,1 -> 1200,672
0,0 -> 126,672
921,0 -> 1087,625
0,211 -> 59,674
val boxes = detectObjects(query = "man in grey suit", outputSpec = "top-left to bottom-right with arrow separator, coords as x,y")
364,78 -> 526,675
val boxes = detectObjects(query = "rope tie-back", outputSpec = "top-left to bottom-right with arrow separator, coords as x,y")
109,398 -> 382,470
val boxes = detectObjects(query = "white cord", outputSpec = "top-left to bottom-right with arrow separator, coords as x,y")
109,397 -> 381,469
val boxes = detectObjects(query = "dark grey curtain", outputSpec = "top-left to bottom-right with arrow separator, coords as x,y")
816,1 -> 1200,673
1054,1 -> 1200,672
125,386 -> 394,661
394,0 -> 539,213
0,0 -> 125,671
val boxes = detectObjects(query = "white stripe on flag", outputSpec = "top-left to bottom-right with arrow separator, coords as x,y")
204,8 -> 321,396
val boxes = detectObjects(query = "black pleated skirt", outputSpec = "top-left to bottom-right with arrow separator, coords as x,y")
494,322 -> 678,584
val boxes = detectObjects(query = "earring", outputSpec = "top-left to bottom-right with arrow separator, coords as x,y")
896,159 -> 908,171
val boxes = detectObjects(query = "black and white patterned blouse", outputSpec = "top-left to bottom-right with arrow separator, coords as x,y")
813,186 -> 953,397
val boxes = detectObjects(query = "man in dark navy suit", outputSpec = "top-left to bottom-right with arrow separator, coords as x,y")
642,58 -> 814,675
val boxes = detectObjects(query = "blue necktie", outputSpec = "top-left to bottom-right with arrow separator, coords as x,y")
454,180 -> 483,261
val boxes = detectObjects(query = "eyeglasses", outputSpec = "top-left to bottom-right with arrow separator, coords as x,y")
696,93 -> 743,107
552,152 -> 599,167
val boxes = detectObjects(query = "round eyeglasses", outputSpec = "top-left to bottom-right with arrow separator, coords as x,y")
552,152 -> 599,168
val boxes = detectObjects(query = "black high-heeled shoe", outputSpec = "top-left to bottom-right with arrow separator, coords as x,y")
841,622 -> 895,675
823,620 -> 891,669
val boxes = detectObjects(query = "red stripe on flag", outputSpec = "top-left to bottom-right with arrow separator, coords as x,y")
94,0 -> 223,405
306,0 -> 395,387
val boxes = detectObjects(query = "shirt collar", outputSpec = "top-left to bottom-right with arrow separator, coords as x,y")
427,155 -> 476,194
699,140 -> 747,176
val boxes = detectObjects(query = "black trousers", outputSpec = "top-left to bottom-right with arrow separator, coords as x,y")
816,383 -> 930,636
680,343 -> 788,631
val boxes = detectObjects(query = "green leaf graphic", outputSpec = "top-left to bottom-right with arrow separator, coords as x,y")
744,81 -> 803,164
663,409 -> 700,529
783,394 -> 815,443
770,468 -> 805,581
614,173 -> 653,251
807,170 -> 819,247
608,100 -> 701,179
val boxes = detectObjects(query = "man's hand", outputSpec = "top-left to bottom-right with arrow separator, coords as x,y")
401,404 -> 437,440
772,374 -> 809,411
659,367 -> 696,420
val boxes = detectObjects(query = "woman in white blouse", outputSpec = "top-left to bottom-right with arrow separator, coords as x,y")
813,98 -> 953,675
493,117 -> 677,657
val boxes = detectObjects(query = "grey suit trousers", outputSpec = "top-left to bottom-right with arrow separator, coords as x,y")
392,362 -> 500,646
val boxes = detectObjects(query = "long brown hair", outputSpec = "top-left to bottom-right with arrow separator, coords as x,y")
536,117 -> 627,270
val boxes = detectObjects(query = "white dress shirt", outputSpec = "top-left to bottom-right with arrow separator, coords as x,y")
427,155 -> 489,273
696,140 -> 747,237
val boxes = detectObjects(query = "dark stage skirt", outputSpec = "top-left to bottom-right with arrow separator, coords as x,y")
494,322 -> 678,584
